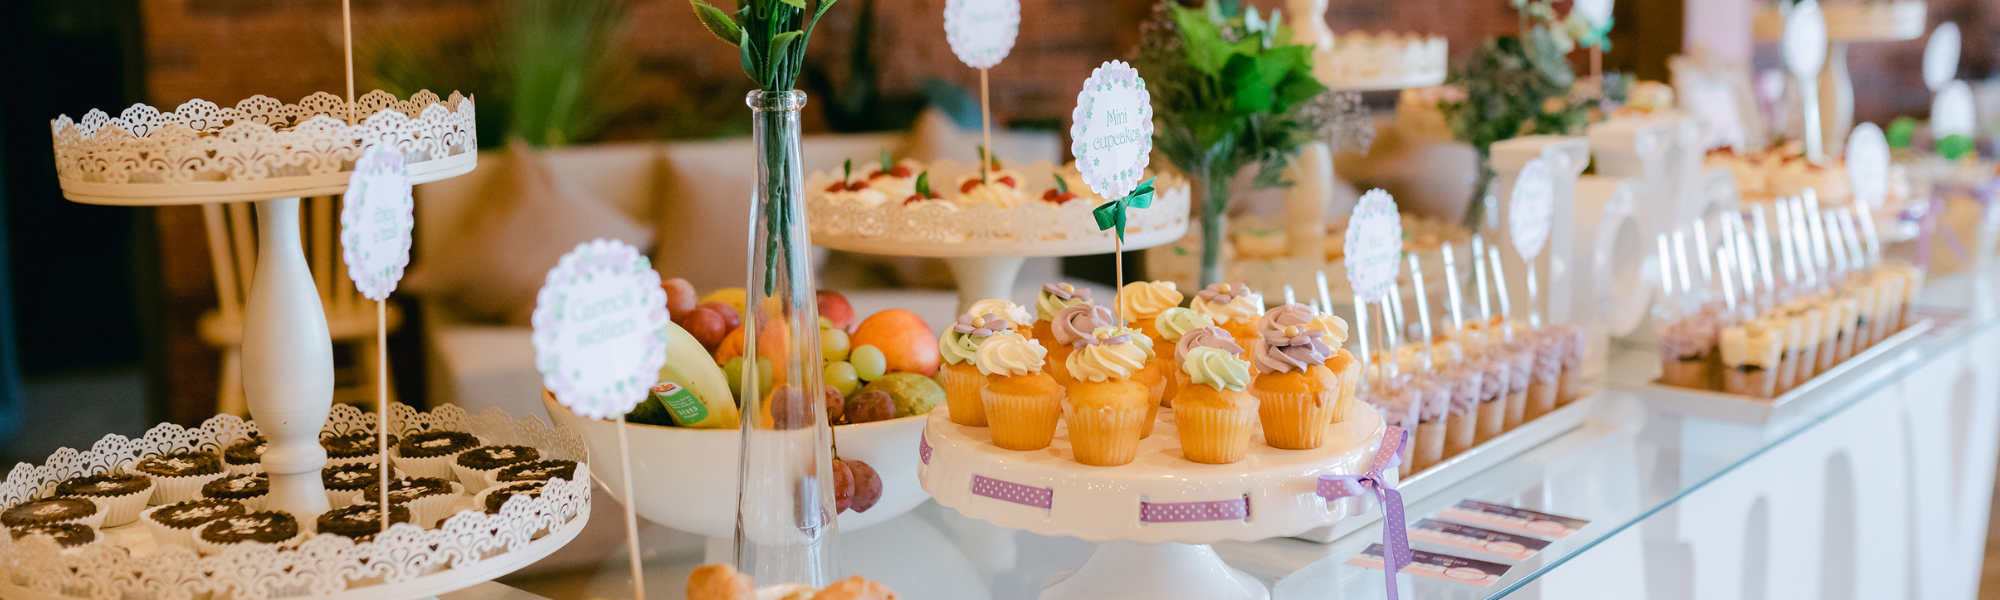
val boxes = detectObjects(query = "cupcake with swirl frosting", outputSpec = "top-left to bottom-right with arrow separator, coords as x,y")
976,332 -> 1064,451
1049,304 -> 1116,385
1063,327 -> 1154,466
966,299 -> 1034,335
1249,325 -> 1340,449
938,312 -> 1013,426
1106,325 -> 1166,439
1254,303 -> 1358,423
1153,307 -> 1215,406
1034,283 -> 1094,349
1192,283 -> 1265,343
1113,280 -> 1183,342
1176,346 -> 1259,464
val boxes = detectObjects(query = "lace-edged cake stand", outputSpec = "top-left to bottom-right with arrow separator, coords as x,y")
806,159 -> 1189,312
48,90 -> 476,522
0,403 -> 590,600
918,404 -> 1386,600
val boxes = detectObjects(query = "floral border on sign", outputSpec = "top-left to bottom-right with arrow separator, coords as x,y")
1508,157 -> 1554,260
531,239 -> 669,420
943,0 -> 1021,70
340,143 -> 414,302
1069,60 -> 1155,201
1343,189 -> 1403,301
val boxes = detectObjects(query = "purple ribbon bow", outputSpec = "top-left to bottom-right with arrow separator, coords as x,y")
1318,427 -> 1411,598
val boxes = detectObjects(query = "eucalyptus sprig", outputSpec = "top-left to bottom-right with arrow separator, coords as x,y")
691,0 -> 841,91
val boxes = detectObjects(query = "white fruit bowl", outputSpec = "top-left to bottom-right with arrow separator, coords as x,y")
543,392 -> 930,537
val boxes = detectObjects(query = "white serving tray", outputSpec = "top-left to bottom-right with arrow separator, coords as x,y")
1615,320 -> 1933,425
1290,392 -> 1602,543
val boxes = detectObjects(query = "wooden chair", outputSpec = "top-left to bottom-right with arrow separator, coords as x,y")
199,196 -> 403,416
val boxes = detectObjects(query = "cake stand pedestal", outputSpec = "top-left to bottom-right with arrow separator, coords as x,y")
919,404 -> 1386,599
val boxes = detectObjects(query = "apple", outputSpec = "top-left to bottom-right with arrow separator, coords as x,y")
817,289 -> 856,332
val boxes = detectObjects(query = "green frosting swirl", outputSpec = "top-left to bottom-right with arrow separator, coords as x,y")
1184,346 -> 1252,392
1037,286 -> 1093,321
1155,307 -> 1214,342
939,329 -> 983,365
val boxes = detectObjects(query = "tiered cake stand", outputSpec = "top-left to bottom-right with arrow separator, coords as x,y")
919,405 -> 1387,600
807,160 -> 1189,312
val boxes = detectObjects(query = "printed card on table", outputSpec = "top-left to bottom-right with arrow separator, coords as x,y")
1346,544 -> 1512,587
1409,519 -> 1551,561
1436,500 -> 1589,539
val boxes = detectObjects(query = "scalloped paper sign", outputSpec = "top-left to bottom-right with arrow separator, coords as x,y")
531,239 -> 670,420
1343,189 -> 1403,301
1508,157 -> 1554,259
944,0 -> 1021,69
1070,60 -> 1154,201
340,144 -> 414,301
1847,123 -> 1890,208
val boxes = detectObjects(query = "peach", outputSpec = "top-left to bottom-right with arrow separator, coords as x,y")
850,309 -> 939,376
715,327 -> 746,365
817,289 -> 856,332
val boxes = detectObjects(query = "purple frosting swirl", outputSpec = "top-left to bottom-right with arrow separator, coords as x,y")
952,313 -> 1010,337
1042,282 -> 1092,301
1254,328 -> 1332,373
1197,282 -> 1253,305
1053,304 -> 1116,346
1255,302 -> 1317,338
1173,326 -> 1243,363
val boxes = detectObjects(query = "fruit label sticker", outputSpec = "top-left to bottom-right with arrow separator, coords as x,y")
944,0 -> 1020,70
1781,0 -> 1827,78
340,144 -> 414,301
1343,189 -> 1403,301
1508,157 -> 1554,259
532,239 -> 670,420
1924,22 -> 1961,92
1846,123 -> 1891,208
652,382 -> 709,426
1070,60 -> 1154,200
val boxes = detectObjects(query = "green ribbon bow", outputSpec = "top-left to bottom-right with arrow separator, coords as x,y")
1092,177 -> 1157,243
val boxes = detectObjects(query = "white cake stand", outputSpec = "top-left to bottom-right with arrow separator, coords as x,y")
919,404 -> 1386,600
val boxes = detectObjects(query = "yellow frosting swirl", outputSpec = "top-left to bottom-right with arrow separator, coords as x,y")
974,331 -> 1046,377
1184,346 -> 1252,392
1115,281 -> 1183,321
1065,327 -> 1149,382
1155,307 -> 1214,342
1190,289 -> 1263,324
1309,314 -> 1349,346
965,299 -> 1033,329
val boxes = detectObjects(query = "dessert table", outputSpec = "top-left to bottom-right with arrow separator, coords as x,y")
487,269 -> 2000,600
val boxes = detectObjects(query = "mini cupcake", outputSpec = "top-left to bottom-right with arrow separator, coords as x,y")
1152,307 -> 1216,406
1721,318 -> 1784,398
316,502 -> 413,542
453,445 -> 542,490
55,472 -> 151,527
357,477 -> 462,528
2,498 -> 101,530
975,331 -> 1064,451
1033,283 -> 1094,350
1255,303 -> 1358,423
199,473 -> 270,511
938,312 -> 1013,427
390,431 -> 482,481
1048,304 -> 1116,385
1249,325 -> 1339,450
1192,282 -> 1264,343
495,459 -> 583,484
223,437 -> 266,474
1114,280 -> 1184,339
1175,326 -> 1245,400
477,481 -> 547,514
9,522 -> 98,550
1443,368 -> 1484,459
1063,327 -> 1153,466
1113,326 -> 1167,438
133,451 -> 225,504
141,499 -> 247,549
1175,346 -> 1259,464
323,463 -> 391,509
193,511 -> 300,556
965,299 -> 1034,336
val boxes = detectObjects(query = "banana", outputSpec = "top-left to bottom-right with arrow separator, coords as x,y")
658,320 -> 741,429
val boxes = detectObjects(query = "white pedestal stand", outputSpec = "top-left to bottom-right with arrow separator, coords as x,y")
943,255 -> 1029,313
242,196 -> 337,516
1042,541 -> 1267,600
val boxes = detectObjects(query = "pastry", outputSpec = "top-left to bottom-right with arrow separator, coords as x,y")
357,477 -> 461,528
687,563 -> 757,600
1721,318 -> 1783,398
1062,327 -> 1153,466
392,431 -> 481,481
952,168 -> 1028,209
193,511 -> 300,555
976,331 -> 1064,452
199,473 -> 270,511
1048,304 -> 1116,385
938,312 -> 1012,427
1249,325 -> 1339,450
55,472 -> 151,527
453,445 -> 541,490
478,481 -> 546,514
1,497 -> 100,530
1192,282 -> 1264,343
1121,327 -> 1167,438
323,431 -> 397,468
496,459 -> 582,484
223,437 -> 266,474
134,450 -> 225,504
1175,346 -> 1259,464
9,522 -> 97,549
141,499 -> 247,549
316,501 -> 413,541
1152,307 -> 1216,407
1114,280 -> 1184,340
1033,282 -> 1094,350
323,463 -> 388,509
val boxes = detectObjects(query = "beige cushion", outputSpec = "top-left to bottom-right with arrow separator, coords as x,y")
407,141 -> 655,324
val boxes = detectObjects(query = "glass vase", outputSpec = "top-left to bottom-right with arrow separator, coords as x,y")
735,90 -> 836,585
1196,167 -> 1231,287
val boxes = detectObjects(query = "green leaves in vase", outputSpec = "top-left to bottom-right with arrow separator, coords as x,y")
691,0 -> 841,92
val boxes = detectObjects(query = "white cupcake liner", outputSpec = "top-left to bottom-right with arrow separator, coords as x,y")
140,504 -> 209,550
73,482 -> 152,527
200,491 -> 266,512
148,471 -> 225,505
351,481 -> 464,529
450,463 -> 503,493
389,435 -> 487,482
223,461 -> 263,476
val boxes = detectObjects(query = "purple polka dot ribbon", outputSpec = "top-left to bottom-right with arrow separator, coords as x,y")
1318,427 -> 1411,599
919,429 -> 933,465
971,475 -> 1052,509
1139,498 -> 1249,523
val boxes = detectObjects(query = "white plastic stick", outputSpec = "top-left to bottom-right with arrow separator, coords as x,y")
1751,206 -> 1778,293
1717,248 -> 1738,313
1692,219 -> 1715,287
1775,198 -> 1800,287
1487,247 -> 1514,342
1657,233 -> 1677,318
1410,253 -> 1435,343
1316,271 -> 1333,317
1854,202 -> 1883,264
1672,230 -> 1695,298
1440,242 -> 1466,332
1472,236 -> 1493,322
1283,284 -> 1296,306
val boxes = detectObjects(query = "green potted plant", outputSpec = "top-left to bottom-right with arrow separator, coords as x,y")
1436,0 -> 1596,229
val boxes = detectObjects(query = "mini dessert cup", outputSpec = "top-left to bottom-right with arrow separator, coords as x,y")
1173,384 -> 1259,464
1472,357 -> 1509,445
141,499 -> 248,550
1063,379 -> 1151,466
133,451 -> 227,505
1443,370 -> 1482,460
1409,377 -> 1451,473
1250,365 -> 1339,450
938,361 -> 989,427
1721,320 -> 1783,398
1656,320 -> 1714,390
1501,345 -> 1534,430
1523,338 -> 1562,422
1549,325 -> 1586,405
55,472 -> 153,527
1371,395 -> 1418,479
982,377 -> 1065,451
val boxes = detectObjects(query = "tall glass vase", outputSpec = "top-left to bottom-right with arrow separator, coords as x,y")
1196,167 -> 1230,287
735,90 -> 836,585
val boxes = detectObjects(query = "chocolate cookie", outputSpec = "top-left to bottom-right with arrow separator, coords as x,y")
197,511 -> 299,547
357,477 -> 453,504
223,437 -> 266,467
146,499 -> 247,530
322,463 -> 385,493
1,498 -> 98,528
10,522 -> 96,548
454,445 -> 539,471
323,432 -> 396,460
396,431 -> 479,459
134,451 -> 223,477
56,473 -> 152,498
495,460 -> 579,484
315,502 -> 413,541
482,482 -> 545,513
200,473 -> 269,502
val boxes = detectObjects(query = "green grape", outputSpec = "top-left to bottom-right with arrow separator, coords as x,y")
821,329 -> 851,362
850,345 -> 887,381
755,356 -> 775,396
723,357 -> 745,401
823,361 -> 860,397
818,316 -> 835,330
